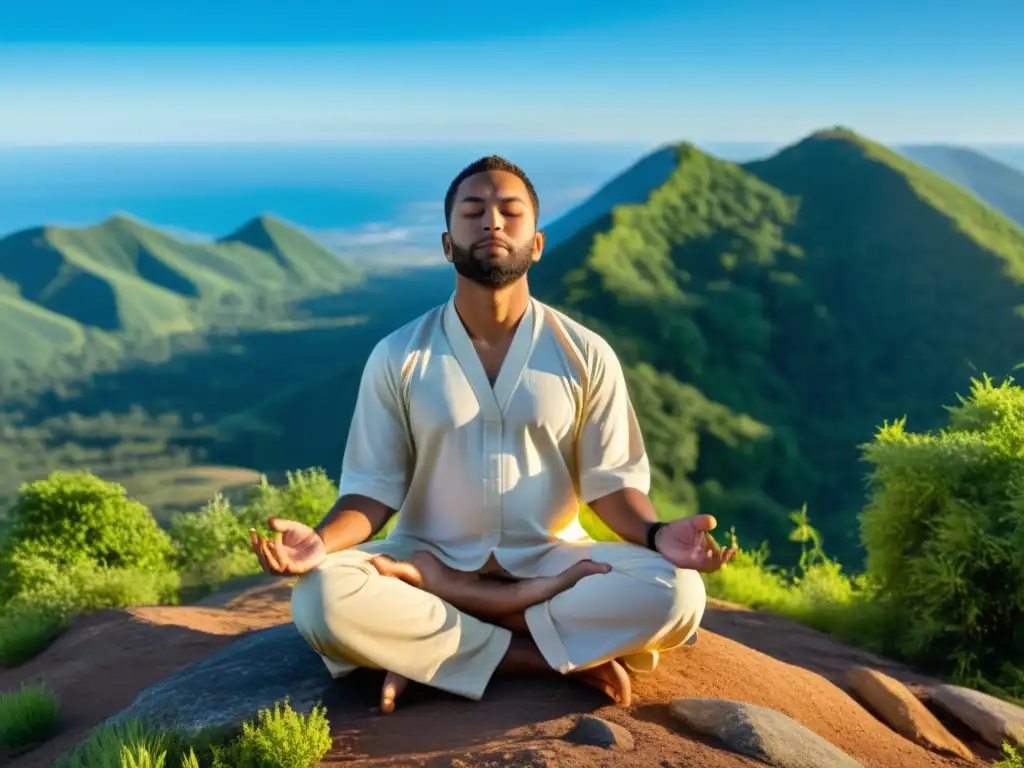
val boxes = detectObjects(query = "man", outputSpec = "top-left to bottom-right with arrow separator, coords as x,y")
249,155 -> 736,714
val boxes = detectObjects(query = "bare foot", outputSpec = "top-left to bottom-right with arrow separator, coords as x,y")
573,659 -> 632,707
380,670 -> 408,714
369,555 -> 425,587
370,551 -> 474,593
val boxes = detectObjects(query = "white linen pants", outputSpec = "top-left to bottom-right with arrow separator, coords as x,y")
289,538 -> 706,701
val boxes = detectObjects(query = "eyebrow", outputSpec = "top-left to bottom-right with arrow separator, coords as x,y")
459,195 -> 528,205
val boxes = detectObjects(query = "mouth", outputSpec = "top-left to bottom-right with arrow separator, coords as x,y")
475,240 -> 510,253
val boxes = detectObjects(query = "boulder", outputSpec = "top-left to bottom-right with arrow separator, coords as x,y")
104,624 -> 330,737
669,698 -> 863,768
846,666 -> 974,760
562,715 -> 634,750
929,683 -> 1024,749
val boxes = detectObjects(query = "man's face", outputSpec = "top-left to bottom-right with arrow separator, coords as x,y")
443,170 -> 543,289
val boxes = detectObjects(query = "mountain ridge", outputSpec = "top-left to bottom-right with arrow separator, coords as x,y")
898,143 -> 1024,228
0,214 -> 365,372
534,125 -> 1024,563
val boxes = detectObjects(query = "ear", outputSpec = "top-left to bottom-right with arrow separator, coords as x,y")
441,232 -> 453,263
532,230 -> 545,263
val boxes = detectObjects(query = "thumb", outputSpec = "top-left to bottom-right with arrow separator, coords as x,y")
267,517 -> 301,534
690,514 -> 718,532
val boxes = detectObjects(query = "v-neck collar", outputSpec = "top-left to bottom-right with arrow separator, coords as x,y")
442,295 -> 541,423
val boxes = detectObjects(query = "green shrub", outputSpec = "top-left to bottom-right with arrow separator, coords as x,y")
4,549 -> 180,616
0,471 -> 174,603
702,514 -> 889,652
238,469 -> 337,531
859,375 -> 1024,696
0,683 -> 60,753
994,742 -> 1024,768
56,700 -> 331,768
0,602 -> 68,667
169,494 -> 261,590
54,718 -> 195,768
212,698 -> 331,768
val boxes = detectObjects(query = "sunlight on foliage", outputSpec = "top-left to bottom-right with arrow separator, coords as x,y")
993,741 -> 1024,768
0,683 -> 60,753
860,375 -> 1024,699
211,698 -> 331,768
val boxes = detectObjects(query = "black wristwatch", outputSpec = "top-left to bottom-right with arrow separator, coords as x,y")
645,521 -> 666,551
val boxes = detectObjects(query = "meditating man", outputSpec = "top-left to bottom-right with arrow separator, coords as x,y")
249,155 -> 736,713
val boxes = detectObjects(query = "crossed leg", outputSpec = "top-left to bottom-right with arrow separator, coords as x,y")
369,552 -> 631,711
290,541 -> 705,714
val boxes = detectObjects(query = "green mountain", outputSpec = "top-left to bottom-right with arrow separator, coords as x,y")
533,126 -> 1024,563
217,213 -> 364,288
0,214 -> 364,372
898,144 -> 1024,227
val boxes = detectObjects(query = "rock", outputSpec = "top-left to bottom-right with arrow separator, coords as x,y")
669,698 -> 863,768
846,666 -> 974,760
104,624 -> 332,737
562,715 -> 634,750
929,683 -> 1024,748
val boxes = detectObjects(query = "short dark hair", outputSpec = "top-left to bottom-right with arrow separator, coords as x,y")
444,155 -> 540,228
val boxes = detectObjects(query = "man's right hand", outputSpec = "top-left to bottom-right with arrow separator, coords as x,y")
249,517 -> 327,576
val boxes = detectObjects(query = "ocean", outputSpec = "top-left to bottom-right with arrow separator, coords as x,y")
0,141 -> 779,256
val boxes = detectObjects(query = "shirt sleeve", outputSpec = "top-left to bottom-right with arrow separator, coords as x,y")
336,338 -> 413,511
577,337 -> 651,503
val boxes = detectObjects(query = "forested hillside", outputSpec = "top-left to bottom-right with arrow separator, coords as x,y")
532,127 -> 1024,565
900,144 -> 1024,227
0,213 -> 363,387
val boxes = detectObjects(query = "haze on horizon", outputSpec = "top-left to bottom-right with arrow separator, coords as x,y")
0,0 -> 1021,147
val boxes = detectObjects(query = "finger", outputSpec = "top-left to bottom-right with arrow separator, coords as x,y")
260,537 -> 284,573
250,531 -> 271,572
268,516 -> 304,534
256,537 -> 274,572
268,516 -> 291,533
703,532 -> 722,555
274,536 -> 296,574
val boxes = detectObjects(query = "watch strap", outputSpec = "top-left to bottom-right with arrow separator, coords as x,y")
645,521 -> 666,551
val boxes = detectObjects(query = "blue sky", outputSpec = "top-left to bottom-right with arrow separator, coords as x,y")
0,0 -> 1020,146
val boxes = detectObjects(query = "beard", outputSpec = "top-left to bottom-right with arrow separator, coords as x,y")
448,236 -> 535,289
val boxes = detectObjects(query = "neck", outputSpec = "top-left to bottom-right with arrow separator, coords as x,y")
453,276 -> 531,344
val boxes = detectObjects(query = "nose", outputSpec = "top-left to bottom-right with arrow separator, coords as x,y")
481,205 -> 504,232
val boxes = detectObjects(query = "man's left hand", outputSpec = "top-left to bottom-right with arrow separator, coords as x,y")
655,515 -> 737,573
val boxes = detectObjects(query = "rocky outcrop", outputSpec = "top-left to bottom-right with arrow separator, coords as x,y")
930,683 -> 1024,749
104,623 -> 329,737
669,698 -> 864,768
846,666 -> 975,760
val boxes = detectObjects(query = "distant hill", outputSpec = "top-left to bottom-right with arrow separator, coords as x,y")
542,146 -> 679,250
899,144 -> 1024,226
0,214 -> 364,374
533,126 -> 1024,563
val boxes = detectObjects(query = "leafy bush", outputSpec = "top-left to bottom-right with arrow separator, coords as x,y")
702,513 -> 888,653
56,700 -> 330,768
169,494 -> 261,590
4,548 -> 180,616
859,375 -> 1024,697
0,684 -> 60,753
212,698 -> 331,768
0,602 -> 68,667
994,742 -> 1024,768
238,469 -> 337,531
0,471 -> 175,603
54,717 -> 191,768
